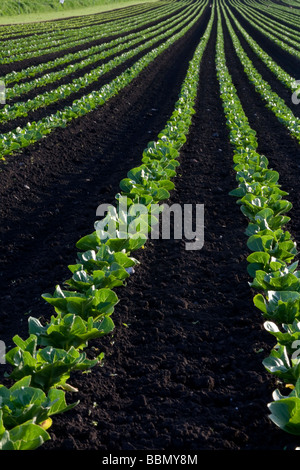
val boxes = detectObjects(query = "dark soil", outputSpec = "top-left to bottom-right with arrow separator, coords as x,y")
1,1 -> 300,455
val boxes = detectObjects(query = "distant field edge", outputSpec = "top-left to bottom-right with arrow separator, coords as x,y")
0,0 -> 159,25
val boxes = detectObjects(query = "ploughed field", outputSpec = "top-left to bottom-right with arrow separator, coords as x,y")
1,0 -> 300,451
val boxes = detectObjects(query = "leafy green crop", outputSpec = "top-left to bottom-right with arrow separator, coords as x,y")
0,0 -> 214,451
0,2 -> 181,65
223,0 -> 300,144
3,3 -> 194,100
0,0 -> 206,161
268,378 -> 300,436
0,415 -> 50,450
28,314 -> 114,350
0,376 -> 78,430
42,286 -> 118,322
217,1 -> 300,440
1,3 -> 199,124
5,334 -> 101,392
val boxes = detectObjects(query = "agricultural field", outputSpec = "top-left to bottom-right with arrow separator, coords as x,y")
1,0 -> 300,453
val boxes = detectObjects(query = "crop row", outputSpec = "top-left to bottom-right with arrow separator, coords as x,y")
245,0 -> 300,29
0,3 -> 214,451
244,0 -> 300,27
279,0 -> 300,6
0,0 -> 207,160
2,2 -> 183,87
217,2 -> 300,438
257,0 -> 300,14
0,1 -> 175,57
2,1 -> 199,104
229,0 -> 300,61
3,3 -> 187,91
223,2 -> 296,95
0,1 -> 183,65
1,1 -> 181,56
235,0 -> 300,45
0,1 -> 170,43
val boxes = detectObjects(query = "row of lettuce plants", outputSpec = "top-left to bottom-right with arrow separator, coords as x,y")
222,4 -> 300,146
266,0 -> 300,17
0,1 -> 165,40
0,0 -> 207,160
228,0 -> 300,61
0,1 -> 181,65
0,4 -> 214,450
275,0 -> 300,7
233,0 -> 300,45
0,1 -> 176,56
245,0 -> 300,23
223,1 -> 296,94
243,0 -> 300,27
216,4 -> 300,438
3,1 -> 200,104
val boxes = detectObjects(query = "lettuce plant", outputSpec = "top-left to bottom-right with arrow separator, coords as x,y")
0,2 -> 215,450
268,377 -> 300,436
